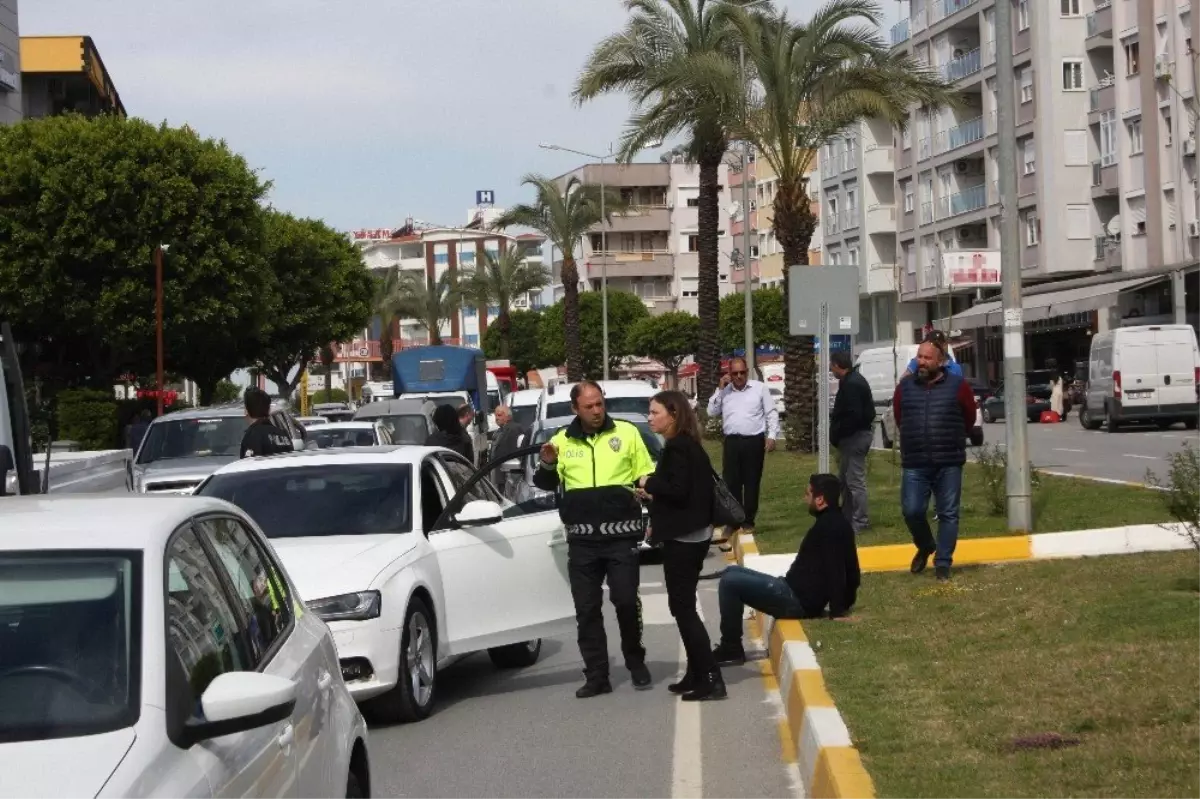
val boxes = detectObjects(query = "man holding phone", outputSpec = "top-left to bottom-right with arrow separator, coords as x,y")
707,357 -> 779,534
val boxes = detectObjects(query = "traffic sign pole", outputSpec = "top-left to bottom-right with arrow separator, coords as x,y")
818,301 -> 831,474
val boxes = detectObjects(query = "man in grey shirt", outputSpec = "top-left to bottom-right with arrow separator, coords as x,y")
489,404 -> 526,497
706,357 -> 780,533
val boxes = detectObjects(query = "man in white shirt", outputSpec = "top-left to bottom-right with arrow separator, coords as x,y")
707,357 -> 780,533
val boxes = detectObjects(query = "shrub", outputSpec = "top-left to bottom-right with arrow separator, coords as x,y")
309,388 -> 349,405
974,442 -> 1044,520
56,388 -> 118,450
1146,444 -> 1200,551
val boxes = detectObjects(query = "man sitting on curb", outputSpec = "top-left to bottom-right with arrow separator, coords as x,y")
711,474 -> 862,665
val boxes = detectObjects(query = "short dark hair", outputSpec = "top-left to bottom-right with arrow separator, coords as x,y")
809,473 -> 842,509
244,387 -> 271,419
830,352 -> 853,370
570,380 -> 604,407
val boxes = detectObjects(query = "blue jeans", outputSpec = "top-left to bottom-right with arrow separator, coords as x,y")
718,565 -> 806,646
901,466 -> 963,568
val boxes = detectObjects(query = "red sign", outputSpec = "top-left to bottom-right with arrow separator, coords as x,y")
352,228 -> 393,241
136,389 -> 179,404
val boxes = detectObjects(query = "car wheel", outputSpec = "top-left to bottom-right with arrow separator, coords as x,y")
1186,417 -> 1198,430
346,771 -> 365,799
880,425 -> 893,449
1079,404 -> 1101,430
1157,420 -> 1174,430
370,597 -> 436,724
1105,407 -> 1120,433
488,639 -> 542,669
982,407 -> 994,424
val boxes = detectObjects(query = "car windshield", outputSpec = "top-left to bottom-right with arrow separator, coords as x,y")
372,414 -> 428,444
545,397 -> 650,419
511,404 -> 538,428
487,389 -> 501,412
136,416 -> 246,464
199,465 -> 413,537
308,427 -> 378,448
533,420 -> 664,460
0,552 -> 140,744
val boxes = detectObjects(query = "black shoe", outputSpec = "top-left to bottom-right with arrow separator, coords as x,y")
630,663 -> 652,690
911,548 -> 935,574
682,669 -> 727,702
712,641 -> 746,667
935,565 -> 951,581
668,671 -> 696,695
575,679 -> 613,699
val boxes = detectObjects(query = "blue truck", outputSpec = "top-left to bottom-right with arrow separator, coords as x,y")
391,345 -> 490,464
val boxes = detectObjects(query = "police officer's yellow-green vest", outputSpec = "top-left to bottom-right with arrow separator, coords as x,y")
536,415 -> 655,541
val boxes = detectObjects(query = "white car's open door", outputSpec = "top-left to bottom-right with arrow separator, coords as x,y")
428,446 -> 575,657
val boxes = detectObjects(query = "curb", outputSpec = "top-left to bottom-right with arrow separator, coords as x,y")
734,532 -> 875,799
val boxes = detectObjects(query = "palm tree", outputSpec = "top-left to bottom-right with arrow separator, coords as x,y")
372,267 -> 401,379
376,266 -> 465,346
491,175 -> 619,380
461,245 -> 550,360
731,0 -> 956,450
575,0 -> 747,407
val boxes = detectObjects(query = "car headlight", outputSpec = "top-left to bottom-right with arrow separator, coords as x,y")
306,591 -> 382,622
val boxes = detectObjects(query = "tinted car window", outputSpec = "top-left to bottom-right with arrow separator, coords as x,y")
309,427 -> 379,448
199,465 -> 413,537
375,414 -> 430,445
137,416 -> 246,464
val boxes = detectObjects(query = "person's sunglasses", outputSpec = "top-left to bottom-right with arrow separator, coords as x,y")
730,370 -> 748,376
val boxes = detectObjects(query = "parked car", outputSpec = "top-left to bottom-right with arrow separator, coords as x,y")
507,388 -> 542,429
880,400 -> 984,449
0,496 -> 370,798
964,377 -> 993,404
313,402 -> 356,423
352,398 -> 437,445
980,370 -> 1063,423
306,421 -> 393,448
297,415 -> 330,428
1078,324 -> 1200,431
196,446 -> 578,723
538,380 -> 656,421
128,402 -> 306,495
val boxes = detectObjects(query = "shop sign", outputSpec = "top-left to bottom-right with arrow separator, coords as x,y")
352,228 -> 394,241
942,250 -> 1001,288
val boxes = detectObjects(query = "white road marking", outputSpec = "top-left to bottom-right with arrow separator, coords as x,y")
1053,447 -> 1087,453
1124,454 -> 1159,460
1040,470 -> 1166,490
670,599 -> 707,798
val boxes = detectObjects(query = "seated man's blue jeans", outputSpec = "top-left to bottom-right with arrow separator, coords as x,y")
718,565 -> 806,646
901,465 -> 963,568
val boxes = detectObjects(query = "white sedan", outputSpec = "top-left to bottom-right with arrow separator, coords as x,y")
196,446 -> 576,723
0,496 -> 370,798
304,421 -> 392,449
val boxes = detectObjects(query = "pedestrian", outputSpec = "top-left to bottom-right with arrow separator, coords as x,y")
1050,375 -> 1065,420
711,474 -> 860,665
636,390 -> 723,701
127,409 -> 152,454
534,380 -> 656,698
706,356 -> 779,538
489,404 -> 525,496
892,339 -> 978,580
829,352 -> 876,533
239,388 -> 294,459
900,329 -> 963,379
426,404 -> 475,462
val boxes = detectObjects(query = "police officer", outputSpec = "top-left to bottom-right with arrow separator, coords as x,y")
240,387 -> 294,459
534,380 -> 656,698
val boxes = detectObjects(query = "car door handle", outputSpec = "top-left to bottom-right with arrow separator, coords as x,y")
277,724 -> 294,749
317,671 -> 333,691
549,535 -> 568,548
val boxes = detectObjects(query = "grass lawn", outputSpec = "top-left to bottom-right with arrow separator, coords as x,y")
806,551 -> 1200,798
702,443 -> 1174,555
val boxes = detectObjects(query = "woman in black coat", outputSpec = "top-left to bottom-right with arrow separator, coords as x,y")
426,403 -> 474,463
636,390 -> 723,701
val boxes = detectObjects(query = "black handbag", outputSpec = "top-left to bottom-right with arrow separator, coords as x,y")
710,467 -> 746,529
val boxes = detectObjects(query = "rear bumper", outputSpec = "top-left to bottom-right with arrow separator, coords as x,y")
1111,401 -> 1200,421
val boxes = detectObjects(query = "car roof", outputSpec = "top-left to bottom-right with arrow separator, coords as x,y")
152,403 -> 247,421
544,380 -> 656,400
510,389 -> 542,405
208,445 -> 431,476
0,496 -> 243,550
353,399 -> 434,417
310,421 -> 375,430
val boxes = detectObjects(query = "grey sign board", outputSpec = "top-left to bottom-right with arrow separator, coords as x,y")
787,265 -> 861,336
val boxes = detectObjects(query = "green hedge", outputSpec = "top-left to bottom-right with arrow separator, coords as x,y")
57,389 -> 119,450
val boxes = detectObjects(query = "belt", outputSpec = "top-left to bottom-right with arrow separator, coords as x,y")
725,432 -> 766,439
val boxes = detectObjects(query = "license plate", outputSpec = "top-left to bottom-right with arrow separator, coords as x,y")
1126,390 -> 1152,399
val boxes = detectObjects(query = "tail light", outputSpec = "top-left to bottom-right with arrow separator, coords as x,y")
1113,370 -> 1122,399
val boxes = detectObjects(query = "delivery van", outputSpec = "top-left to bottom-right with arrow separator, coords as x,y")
1079,324 -> 1200,432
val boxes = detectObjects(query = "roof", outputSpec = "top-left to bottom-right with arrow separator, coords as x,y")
0,496 -> 240,550
20,35 -> 126,117
208,445 -> 428,476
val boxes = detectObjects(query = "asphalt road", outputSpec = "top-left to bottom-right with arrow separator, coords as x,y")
367,551 -> 801,799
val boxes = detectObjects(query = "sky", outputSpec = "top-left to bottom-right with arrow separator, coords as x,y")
25,0 -> 903,234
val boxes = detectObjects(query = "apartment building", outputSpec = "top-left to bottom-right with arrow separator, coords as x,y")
826,0 -> 1199,374
0,0 -> 18,125
21,35 -> 125,118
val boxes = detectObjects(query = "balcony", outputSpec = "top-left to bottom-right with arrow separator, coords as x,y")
867,263 -> 897,294
941,47 -> 982,83
935,184 -> 987,220
826,214 -> 841,235
929,0 -> 980,26
586,251 -> 674,278
842,208 -> 860,231
920,201 -> 934,225
863,145 -> 894,175
918,137 -> 932,162
1093,234 -> 1122,269
603,207 -> 672,232
1089,83 -> 1115,119
1085,3 -> 1112,46
891,17 -> 910,45
866,204 -> 897,232
934,115 -> 985,156
1091,159 -> 1119,196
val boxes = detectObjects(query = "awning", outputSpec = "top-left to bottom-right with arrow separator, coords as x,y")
939,275 -> 1166,331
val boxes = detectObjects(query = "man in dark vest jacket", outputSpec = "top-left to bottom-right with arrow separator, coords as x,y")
891,340 -> 978,580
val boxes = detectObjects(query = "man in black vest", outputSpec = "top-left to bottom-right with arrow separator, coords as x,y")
891,339 -> 978,580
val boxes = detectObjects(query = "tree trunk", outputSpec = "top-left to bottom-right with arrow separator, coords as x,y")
320,346 -> 334,398
561,257 -> 583,381
774,178 -> 818,452
198,380 -> 217,408
695,149 -> 724,412
378,322 -> 394,381
497,310 -> 511,360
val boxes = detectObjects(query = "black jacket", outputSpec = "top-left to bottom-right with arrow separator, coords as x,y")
426,429 -> 474,463
830,367 -> 876,446
643,433 -> 715,541
489,421 -> 525,479
784,508 -> 861,618
240,419 -> 295,459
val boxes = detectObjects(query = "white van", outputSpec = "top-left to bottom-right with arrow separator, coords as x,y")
539,379 -> 657,421
1079,324 -> 1200,432
508,388 -> 542,428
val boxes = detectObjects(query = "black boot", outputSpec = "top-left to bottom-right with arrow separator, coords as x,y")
575,678 -> 613,699
668,669 -> 696,695
911,547 -> 935,574
682,668 -> 727,702
711,641 -> 746,667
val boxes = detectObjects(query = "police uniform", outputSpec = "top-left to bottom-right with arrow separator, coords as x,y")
533,414 -> 655,685
239,418 -> 294,459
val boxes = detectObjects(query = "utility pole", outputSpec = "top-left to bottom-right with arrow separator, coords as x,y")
599,148 -> 610,380
154,245 -> 166,417
994,0 -> 1032,532
740,43 -> 755,375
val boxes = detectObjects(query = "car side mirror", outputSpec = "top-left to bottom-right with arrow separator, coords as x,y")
500,458 -> 523,473
455,499 -> 503,527
183,672 -> 297,747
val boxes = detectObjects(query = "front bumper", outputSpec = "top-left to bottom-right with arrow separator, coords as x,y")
329,620 -> 402,702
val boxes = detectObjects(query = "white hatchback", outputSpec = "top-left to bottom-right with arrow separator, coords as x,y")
197,446 -> 577,724
0,496 -> 370,798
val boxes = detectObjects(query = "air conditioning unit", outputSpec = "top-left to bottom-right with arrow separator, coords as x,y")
1154,55 -> 1171,78
1188,220 -> 1200,238
957,227 -> 975,240
1184,136 -> 1196,157
954,159 -> 980,175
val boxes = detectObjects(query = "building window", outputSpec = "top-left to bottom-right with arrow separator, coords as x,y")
1020,68 -> 1034,103
904,181 -> 915,212
621,233 -> 636,252
687,234 -> 700,252
686,197 -> 700,207
463,306 -> 476,318
459,250 -> 475,263
1024,212 -> 1041,246
434,252 -> 449,265
1124,40 -> 1140,76
1127,118 -> 1143,155
1061,59 -> 1084,91
1022,138 -> 1036,174
848,248 -> 859,265
1018,0 -> 1030,31
1100,110 -> 1118,165
1163,110 -> 1173,147
902,124 -> 912,149
1060,0 -> 1080,16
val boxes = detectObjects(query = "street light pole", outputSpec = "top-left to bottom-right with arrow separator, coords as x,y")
599,149 -> 610,380
994,0 -> 1032,532
154,245 -> 166,417
740,43 -> 755,375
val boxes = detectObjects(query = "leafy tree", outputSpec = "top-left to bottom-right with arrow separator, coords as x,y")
461,245 -> 550,360
376,267 -> 463,345
626,311 -> 700,386
729,1 -> 955,448
211,379 -> 242,404
576,0 -> 748,407
718,286 -> 786,353
255,211 -> 374,395
491,175 -> 623,380
482,308 -> 544,376
0,114 -> 272,403
538,291 -> 650,378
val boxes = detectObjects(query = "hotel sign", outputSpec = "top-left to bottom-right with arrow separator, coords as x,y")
352,227 -> 394,241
